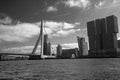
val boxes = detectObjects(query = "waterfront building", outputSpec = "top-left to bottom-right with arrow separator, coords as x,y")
61,48 -> 78,58
57,44 -> 62,58
87,15 -> 119,57
43,35 -> 48,55
106,15 -> 118,33
44,35 -> 48,43
82,42 -> 88,55
77,36 -> 88,57
43,35 -> 52,55
47,43 -> 51,55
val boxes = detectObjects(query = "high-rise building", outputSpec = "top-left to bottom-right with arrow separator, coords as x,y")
43,42 -> 47,55
101,18 -> 107,34
44,35 -> 48,43
47,43 -> 51,55
87,20 -> 96,36
83,42 -> 88,55
43,35 -> 51,55
106,15 -> 119,33
88,36 -> 96,50
87,15 -> 119,57
77,36 -> 88,57
57,44 -> 62,58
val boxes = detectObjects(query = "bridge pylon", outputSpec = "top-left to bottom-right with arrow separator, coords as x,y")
29,20 -> 44,60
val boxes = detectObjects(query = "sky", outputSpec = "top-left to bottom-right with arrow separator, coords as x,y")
0,0 -> 120,54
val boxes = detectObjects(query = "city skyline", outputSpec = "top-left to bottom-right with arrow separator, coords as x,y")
0,0 -> 120,54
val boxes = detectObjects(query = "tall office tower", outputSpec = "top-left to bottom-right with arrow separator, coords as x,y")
43,35 -> 48,55
101,18 -> 107,34
105,15 -> 118,49
87,15 -> 119,57
47,43 -> 51,55
106,15 -> 118,33
77,36 -> 88,57
57,44 -> 62,58
102,34 -> 118,49
83,42 -> 88,55
43,43 -> 47,55
87,21 -> 96,51
87,20 -> 96,36
44,35 -> 48,43
77,36 -> 81,56
95,19 -> 103,50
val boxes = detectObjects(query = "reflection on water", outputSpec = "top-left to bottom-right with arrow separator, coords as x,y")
0,58 -> 120,80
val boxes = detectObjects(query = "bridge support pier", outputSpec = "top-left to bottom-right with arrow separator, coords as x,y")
28,55 -> 42,60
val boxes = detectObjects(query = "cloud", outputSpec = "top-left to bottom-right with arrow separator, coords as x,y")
63,22 -> 81,29
44,21 -> 81,30
0,16 -> 13,25
63,0 -> 91,8
95,0 -> 120,9
45,0 -> 91,11
110,0 -> 120,7
0,13 -> 41,42
44,21 -> 62,31
53,29 -> 80,37
0,14 -> 81,42
61,43 -> 78,49
0,14 -> 41,42
44,21 -> 80,30
44,21 -> 81,37
118,37 -> 120,40
44,27 -> 53,34
0,13 -> 13,25
0,19 -> 81,42
3,45 -> 40,54
95,1 -> 106,9
0,13 -> 20,25
46,6 -> 58,12
0,23 -> 40,42
63,22 -> 75,29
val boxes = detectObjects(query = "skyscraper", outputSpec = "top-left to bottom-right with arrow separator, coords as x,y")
87,15 -> 119,57
77,36 -> 88,57
47,43 -> 51,55
57,44 -> 62,58
44,35 -> 48,43
43,35 -> 51,55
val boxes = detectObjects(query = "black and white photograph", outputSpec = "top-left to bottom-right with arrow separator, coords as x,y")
0,0 -> 120,80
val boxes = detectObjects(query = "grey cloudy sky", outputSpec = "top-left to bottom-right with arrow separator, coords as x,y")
0,0 -> 120,53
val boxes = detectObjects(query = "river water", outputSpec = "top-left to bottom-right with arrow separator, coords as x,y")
0,58 -> 120,80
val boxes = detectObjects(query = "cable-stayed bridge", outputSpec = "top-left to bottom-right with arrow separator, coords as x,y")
0,20 -> 56,60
